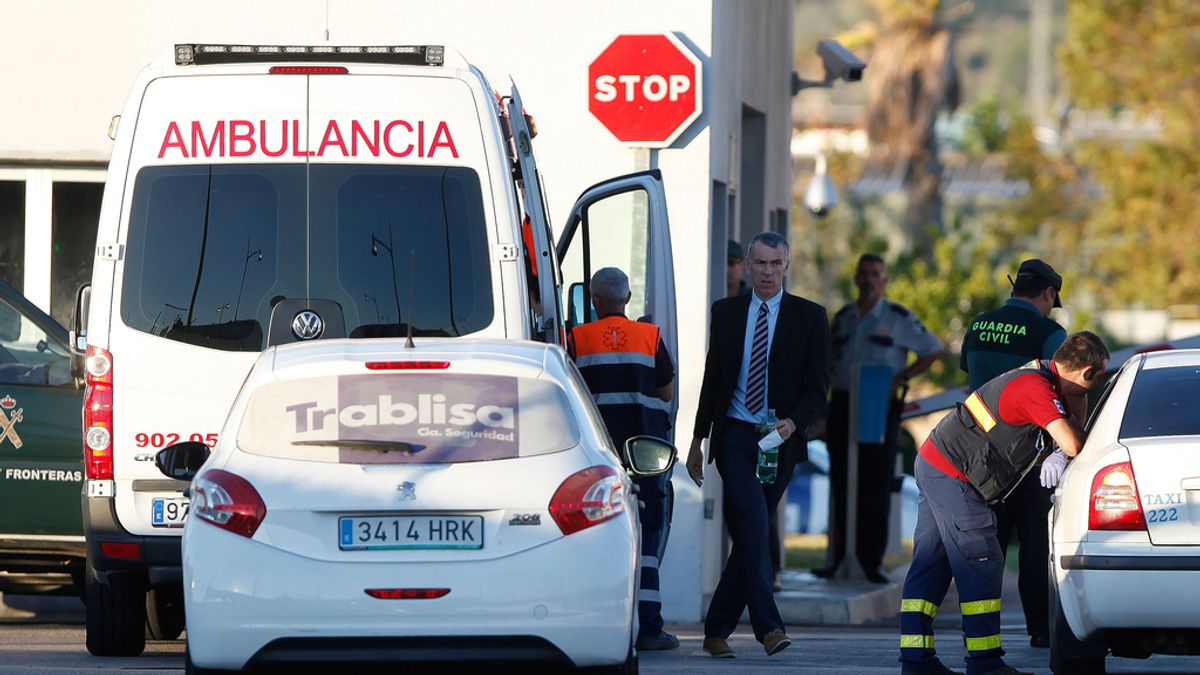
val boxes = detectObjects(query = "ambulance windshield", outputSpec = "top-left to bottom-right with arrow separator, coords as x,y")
119,164 -> 493,351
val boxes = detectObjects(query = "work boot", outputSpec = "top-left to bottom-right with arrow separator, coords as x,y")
1029,633 -> 1050,648
762,629 -> 791,656
702,636 -> 735,658
977,664 -> 1033,675
636,631 -> 679,651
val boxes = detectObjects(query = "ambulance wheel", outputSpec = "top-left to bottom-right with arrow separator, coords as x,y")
145,586 -> 185,641
85,554 -> 147,656
1049,565 -> 1106,674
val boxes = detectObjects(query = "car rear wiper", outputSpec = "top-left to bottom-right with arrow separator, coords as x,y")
291,439 -> 424,454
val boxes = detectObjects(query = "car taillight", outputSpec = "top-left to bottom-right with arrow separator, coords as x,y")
365,588 -> 450,600
365,361 -> 450,370
548,465 -> 625,536
192,469 -> 266,538
83,346 -> 114,480
1088,461 -> 1147,531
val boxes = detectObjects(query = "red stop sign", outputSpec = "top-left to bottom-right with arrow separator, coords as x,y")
588,34 -> 703,147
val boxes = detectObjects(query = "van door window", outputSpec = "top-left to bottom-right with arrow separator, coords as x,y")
559,189 -> 651,324
0,296 -> 70,387
121,165 -> 493,351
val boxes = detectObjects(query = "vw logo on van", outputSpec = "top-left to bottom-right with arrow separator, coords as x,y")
291,310 -> 325,340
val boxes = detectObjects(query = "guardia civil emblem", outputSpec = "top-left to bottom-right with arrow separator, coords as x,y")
0,395 -> 24,450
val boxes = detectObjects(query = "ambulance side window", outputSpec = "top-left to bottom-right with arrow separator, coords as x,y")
0,297 -> 70,387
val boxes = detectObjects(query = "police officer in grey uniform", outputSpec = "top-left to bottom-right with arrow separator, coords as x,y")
814,253 -> 943,582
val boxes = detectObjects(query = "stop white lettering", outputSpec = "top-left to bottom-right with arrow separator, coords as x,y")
593,74 -> 692,103
158,119 -> 459,160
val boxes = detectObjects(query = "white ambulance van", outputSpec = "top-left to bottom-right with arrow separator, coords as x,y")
75,43 -> 677,656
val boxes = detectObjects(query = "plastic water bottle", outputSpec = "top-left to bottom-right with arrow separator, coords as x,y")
756,408 -> 779,485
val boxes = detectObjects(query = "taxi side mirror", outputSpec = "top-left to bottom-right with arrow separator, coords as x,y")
623,436 -> 677,477
156,441 -> 210,482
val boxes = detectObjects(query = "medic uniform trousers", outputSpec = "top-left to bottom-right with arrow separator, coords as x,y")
900,455 -> 1004,674
570,316 -> 672,640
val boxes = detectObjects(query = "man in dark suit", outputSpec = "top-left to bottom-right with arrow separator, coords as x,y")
686,231 -> 829,659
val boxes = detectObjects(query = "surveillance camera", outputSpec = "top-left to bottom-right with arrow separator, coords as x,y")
804,154 -> 838,217
817,39 -> 866,83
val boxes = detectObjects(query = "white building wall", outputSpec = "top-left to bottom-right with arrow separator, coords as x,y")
0,0 -> 794,623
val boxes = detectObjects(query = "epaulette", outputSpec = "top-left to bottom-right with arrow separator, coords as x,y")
888,303 -> 911,317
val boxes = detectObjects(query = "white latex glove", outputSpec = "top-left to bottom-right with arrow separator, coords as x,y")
1040,449 -> 1069,489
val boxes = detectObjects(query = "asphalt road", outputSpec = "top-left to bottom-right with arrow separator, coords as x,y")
0,616 -> 1199,674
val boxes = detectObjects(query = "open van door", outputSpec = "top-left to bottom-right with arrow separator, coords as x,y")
556,170 -> 678,434
507,85 -> 564,346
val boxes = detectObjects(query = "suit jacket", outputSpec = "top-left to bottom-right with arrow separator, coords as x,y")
693,291 -> 830,463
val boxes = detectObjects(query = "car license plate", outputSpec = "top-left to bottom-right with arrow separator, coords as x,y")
152,497 -> 189,528
338,515 -> 483,551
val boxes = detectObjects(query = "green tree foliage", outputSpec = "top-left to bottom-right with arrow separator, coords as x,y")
1060,0 -> 1200,305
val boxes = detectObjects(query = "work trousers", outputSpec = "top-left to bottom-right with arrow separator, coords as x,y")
634,467 -> 674,640
900,456 -> 1005,674
826,390 -> 899,574
704,421 -> 796,641
993,467 -> 1052,638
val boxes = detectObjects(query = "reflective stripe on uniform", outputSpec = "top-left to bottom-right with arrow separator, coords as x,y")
900,598 -> 938,618
641,555 -> 659,570
594,392 -> 672,411
965,634 -> 1002,651
899,634 -> 935,649
575,352 -> 656,368
638,589 -> 661,603
964,392 -> 997,432
960,599 -> 1001,615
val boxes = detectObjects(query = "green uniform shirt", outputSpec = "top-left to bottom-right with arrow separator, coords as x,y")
960,299 -> 1066,393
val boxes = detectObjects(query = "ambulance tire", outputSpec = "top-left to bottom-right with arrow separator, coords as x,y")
85,554 -> 147,656
1049,564 -> 1106,674
145,586 -> 185,641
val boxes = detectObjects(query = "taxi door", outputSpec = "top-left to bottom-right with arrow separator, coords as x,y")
0,280 -> 83,536
555,170 -> 678,434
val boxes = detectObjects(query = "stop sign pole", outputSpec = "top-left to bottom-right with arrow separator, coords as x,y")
588,33 -> 704,156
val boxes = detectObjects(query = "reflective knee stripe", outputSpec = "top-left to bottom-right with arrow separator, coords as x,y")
899,634 -> 935,649
960,599 -> 1001,615
900,598 -> 939,618
641,555 -> 659,570
965,634 -> 1002,651
638,589 -> 661,603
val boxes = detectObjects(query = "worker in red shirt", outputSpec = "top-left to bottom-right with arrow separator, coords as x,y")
898,332 -> 1109,675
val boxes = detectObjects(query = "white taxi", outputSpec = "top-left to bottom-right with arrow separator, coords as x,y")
1049,348 -> 1200,674
157,338 -> 673,674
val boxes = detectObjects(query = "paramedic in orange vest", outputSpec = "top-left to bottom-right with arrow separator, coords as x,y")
567,266 -> 677,651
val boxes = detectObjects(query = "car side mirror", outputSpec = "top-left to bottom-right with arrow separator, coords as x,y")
156,441 -> 210,481
69,283 -> 91,382
623,436 -> 677,477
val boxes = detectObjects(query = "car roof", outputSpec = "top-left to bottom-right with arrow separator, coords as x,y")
265,337 -> 561,381
1139,348 -> 1200,370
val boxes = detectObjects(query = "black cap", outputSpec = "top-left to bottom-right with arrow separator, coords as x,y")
727,240 -> 744,264
1013,258 -> 1063,308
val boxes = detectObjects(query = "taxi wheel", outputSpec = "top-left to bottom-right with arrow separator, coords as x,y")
84,554 -> 147,656
1049,562 -> 1106,674
145,586 -> 185,641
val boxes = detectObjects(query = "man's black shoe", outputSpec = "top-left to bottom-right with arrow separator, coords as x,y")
1029,634 -> 1050,648
864,569 -> 889,584
810,566 -> 836,579
977,665 -> 1032,675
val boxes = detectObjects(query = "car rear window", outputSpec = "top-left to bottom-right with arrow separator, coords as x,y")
120,164 -> 493,351
236,373 -> 580,464
1119,366 -> 1200,439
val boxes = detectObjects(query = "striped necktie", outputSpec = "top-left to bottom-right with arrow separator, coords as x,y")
746,301 -> 770,415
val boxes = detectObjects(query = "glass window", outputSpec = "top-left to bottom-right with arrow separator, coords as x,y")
121,164 -> 493,351
1119,366 -> 1200,438
51,182 -> 103,328
0,181 -> 24,294
236,373 -> 580,464
0,295 -> 70,386
559,188 -> 650,324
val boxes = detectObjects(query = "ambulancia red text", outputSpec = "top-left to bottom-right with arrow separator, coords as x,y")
157,119 -> 460,159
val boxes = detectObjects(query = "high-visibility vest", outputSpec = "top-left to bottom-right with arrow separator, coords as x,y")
569,315 -> 670,450
930,359 -> 1058,502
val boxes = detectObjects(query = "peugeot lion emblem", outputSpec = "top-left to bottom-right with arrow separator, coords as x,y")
291,310 -> 324,340
397,481 -> 416,501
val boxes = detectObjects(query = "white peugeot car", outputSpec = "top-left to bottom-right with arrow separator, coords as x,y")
1049,348 -> 1200,674
155,338 -> 673,674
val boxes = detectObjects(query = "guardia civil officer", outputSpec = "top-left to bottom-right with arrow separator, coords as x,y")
960,258 -> 1067,648
566,267 -> 678,651
899,332 -> 1108,675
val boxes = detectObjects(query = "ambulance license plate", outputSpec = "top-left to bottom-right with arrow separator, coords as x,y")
152,497 -> 190,528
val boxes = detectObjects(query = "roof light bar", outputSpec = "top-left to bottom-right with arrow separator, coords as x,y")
175,43 -> 445,67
